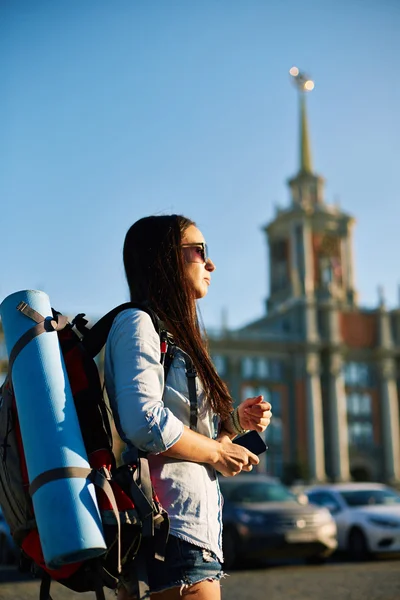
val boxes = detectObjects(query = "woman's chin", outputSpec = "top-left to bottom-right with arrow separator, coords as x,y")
195,287 -> 208,300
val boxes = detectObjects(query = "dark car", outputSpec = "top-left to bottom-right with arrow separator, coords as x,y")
219,474 -> 337,569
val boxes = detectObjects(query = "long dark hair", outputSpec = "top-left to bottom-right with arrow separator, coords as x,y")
123,214 -> 233,420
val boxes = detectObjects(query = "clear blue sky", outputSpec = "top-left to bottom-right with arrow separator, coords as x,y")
1,0 -> 399,329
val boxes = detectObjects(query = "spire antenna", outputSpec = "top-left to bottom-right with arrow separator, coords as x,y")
289,66 -> 315,175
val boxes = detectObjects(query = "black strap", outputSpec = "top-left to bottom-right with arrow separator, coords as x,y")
133,549 -> 150,600
137,455 -> 155,538
17,301 -> 45,324
8,321 -> 46,381
179,350 -> 198,431
163,341 -> 176,383
8,305 -> 68,383
81,302 -> 164,358
120,547 -> 150,600
29,466 -> 92,497
17,302 -> 69,331
153,510 -> 170,562
29,466 -> 122,573
39,572 -> 53,600
92,560 -> 107,600
89,469 -> 122,574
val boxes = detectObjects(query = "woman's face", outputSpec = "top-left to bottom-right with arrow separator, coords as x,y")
181,225 -> 215,299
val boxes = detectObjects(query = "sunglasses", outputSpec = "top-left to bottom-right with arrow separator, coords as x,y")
181,242 -> 209,264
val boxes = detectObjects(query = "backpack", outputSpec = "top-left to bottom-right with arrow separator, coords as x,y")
0,300 -> 198,600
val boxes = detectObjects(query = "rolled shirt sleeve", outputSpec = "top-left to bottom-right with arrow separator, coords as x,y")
104,308 -> 184,454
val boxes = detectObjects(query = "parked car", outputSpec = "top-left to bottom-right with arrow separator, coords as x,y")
219,474 -> 337,569
305,483 -> 400,561
0,507 -> 18,565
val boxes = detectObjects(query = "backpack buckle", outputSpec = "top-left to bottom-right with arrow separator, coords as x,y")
99,466 -> 112,480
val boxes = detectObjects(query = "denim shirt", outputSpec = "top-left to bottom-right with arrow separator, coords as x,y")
104,308 -> 223,561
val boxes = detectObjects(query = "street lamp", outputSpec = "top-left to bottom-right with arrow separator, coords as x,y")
289,66 -> 315,92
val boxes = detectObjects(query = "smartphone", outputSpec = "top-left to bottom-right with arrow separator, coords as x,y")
233,430 -> 267,455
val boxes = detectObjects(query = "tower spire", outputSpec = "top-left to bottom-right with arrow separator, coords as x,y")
300,94 -> 312,174
289,66 -> 315,175
287,67 -> 324,206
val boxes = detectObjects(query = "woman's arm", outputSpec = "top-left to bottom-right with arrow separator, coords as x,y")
107,309 -> 258,476
161,426 -> 259,477
106,309 -> 185,454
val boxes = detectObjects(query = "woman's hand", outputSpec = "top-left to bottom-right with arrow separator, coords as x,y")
237,396 -> 272,433
214,433 -> 259,477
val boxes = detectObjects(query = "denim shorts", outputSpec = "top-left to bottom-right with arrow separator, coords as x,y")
147,534 -> 223,594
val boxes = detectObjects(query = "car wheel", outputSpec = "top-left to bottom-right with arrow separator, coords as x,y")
347,528 -> 369,561
222,528 -> 239,570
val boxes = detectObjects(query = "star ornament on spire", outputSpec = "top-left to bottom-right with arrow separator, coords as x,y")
289,66 -> 315,92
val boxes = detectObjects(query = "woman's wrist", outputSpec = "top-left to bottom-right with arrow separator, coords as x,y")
227,407 -> 248,436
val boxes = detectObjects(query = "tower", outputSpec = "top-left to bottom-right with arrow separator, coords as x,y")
266,68 -> 357,313
208,68 -> 400,485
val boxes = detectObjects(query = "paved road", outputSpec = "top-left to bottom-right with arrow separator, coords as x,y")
1,560 -> 400,600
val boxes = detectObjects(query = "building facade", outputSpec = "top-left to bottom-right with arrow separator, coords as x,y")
208,95 -> 400,485
1,95 -> 399,486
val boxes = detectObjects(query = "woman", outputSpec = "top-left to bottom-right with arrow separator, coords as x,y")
104,215 -> 272,599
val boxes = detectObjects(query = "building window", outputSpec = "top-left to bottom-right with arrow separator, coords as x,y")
241,357 -> 283,381
242,357 -> 254,378
346,393 -> 372,416
348,422 -> 373,446
271,239 -> 288,292
320,257 -> 333,285
241,385 -> 272,403
212,355 -> 226,377
270,360 -> 283,380
344,362 -> 371,387
346,391 -> 374,450
257,358 -> 269,379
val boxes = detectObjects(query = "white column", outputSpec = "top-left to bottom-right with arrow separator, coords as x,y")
329,353 -> 351,482
345,222 -> 356,297
378,308 -> 400,482
304,297 -> 319,343
340,237 -> 347,290
302,218 -> 314,296
290,221 -> 301,297
380,359 -> 400,482
305,353 -> 326,482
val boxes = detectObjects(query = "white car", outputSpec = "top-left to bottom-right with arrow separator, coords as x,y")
305,483 -> 400,560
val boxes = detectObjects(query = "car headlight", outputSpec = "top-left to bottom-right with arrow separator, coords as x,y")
320,522 -> 337,536
367,516 -> 400,528
236,510 -> 268,525
314,508 -> 334,523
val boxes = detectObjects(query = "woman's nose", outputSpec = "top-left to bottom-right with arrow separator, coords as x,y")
206,258 -> 216,272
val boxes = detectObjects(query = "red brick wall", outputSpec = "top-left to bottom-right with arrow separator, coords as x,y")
340,312 -> 377,348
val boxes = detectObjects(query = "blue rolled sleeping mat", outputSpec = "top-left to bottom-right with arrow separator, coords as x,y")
0,290 -> 106,568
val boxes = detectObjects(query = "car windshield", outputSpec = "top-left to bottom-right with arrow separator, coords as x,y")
219,480 -> 297,503
339,488 -> 400,507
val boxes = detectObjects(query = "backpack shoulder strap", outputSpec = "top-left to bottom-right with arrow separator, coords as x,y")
81,302 -> 165,359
